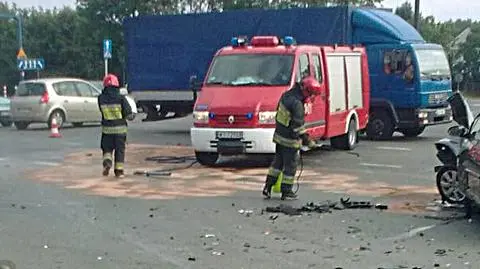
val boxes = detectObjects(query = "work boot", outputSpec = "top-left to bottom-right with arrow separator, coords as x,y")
102,160 -> 112,176
114,170 -> 125,178
281,184 -> 298,200
102,165 -> 111,176
262,176 -> 277,199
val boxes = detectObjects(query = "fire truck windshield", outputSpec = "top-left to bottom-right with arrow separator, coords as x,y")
205,54 -> 294,86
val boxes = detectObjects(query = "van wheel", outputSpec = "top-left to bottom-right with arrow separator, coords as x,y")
195,151 -> 219,166
399,126 -> 425,137
366,110 -> 394,140
331,118 -> 358,150
48,110 -> 65,129
14,121 -> 29,130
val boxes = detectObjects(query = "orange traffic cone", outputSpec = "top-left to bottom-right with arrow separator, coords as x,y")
49,118 -> 62,138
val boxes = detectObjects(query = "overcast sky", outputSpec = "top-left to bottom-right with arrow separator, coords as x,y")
6,0 -> 480,22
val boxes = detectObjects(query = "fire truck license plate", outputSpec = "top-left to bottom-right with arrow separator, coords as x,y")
216,131 -> 243,139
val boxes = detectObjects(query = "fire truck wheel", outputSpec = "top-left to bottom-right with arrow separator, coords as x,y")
366,110 -> 394,140
331,118 -> 358,150
195,151 -> 219,166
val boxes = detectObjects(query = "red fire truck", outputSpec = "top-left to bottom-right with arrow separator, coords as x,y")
190,36 -> 370,165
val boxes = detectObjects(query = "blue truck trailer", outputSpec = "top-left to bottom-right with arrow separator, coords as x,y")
123,6 -> 453,139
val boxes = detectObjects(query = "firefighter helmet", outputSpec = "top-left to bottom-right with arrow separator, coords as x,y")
103,74 -> 120,88
301,76 -> 322,96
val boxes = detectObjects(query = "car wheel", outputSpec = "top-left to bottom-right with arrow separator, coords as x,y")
436,166 -> 465,204
0,120 -> 12,127
48,110 -> 65,129
14,121 -> 29,130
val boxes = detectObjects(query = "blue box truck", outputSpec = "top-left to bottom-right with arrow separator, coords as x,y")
123,6 -> 453,139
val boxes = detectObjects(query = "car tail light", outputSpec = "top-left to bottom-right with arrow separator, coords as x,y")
40,91 -> 49,104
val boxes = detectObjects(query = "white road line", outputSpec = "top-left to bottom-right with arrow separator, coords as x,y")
33,161 -> 59,167
471,104 -> 480,107
384,225 -> 437,241
360,163 -> 402,169
0,158 -> 6,162
376,146 -> 412,151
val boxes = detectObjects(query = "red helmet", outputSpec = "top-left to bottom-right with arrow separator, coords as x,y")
301,76 -> 322,97
103,74 -> 120,88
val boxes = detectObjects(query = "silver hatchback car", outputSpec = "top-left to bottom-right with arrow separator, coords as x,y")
10,78 -> 103,130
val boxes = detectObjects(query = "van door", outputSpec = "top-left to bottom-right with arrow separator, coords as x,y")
307,51 -> 327,139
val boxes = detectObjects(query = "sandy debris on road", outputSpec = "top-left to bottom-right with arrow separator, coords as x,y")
25,144 -> 438,207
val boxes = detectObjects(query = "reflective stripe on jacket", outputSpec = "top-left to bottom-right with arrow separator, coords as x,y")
272,84 -> 308,149
98,87 -> 132,135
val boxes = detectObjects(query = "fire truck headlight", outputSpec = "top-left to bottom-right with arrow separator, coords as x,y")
193,111 -> 209,124
258,111 -> 276,124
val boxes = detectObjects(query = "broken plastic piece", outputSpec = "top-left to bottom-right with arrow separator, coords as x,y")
340,197 -> 373,209
375,204 -> 388,210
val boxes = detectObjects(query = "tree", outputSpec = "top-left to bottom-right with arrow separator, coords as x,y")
395,1 -> 413,23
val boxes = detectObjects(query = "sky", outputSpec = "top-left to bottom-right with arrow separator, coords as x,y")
5,0 -> 480,22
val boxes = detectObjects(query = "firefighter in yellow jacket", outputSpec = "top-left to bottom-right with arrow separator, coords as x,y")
262,76 -> 322,200
98,74 -> 133,178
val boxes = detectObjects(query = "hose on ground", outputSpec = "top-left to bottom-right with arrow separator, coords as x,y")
135,156 -> 198,177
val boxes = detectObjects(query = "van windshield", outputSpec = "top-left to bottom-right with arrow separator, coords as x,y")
205,54 -> 294,86
414,48 -> 451,80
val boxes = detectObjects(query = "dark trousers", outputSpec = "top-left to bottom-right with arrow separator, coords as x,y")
101,133 -> 126,173
265,144 -> 299,192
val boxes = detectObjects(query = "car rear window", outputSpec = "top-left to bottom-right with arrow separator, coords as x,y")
16,82 -> 46,96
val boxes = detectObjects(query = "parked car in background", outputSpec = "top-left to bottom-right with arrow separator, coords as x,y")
88,80 -> 137,116
10,78 -> 103,130
0,96 -> 12,127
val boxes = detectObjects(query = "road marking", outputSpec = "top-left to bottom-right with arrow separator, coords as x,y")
376,146 -> 412,151
471,104 -> 480,107
360,163 -> 402,169
0,158 -> 6,162
33,161 -> 59,167
384,224 -> 437,241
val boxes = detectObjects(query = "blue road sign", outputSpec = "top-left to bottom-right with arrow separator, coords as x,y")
103,39 -> 112,59
17,58 -> 45,71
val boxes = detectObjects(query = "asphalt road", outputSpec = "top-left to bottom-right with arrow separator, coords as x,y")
1,99 -> 480,269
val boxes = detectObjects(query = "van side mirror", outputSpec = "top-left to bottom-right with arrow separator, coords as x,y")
190,75 -> 202,101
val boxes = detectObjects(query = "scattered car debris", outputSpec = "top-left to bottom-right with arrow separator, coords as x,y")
201,234 -> 215,239
265,198 -> 388,216
434,249 -> 447,256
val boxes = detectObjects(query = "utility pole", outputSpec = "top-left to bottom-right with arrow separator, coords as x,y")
414,0 -> 420,30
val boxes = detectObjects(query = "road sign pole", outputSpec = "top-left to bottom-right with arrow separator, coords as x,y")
104,58 -> 108,77
103,39 -> 112,78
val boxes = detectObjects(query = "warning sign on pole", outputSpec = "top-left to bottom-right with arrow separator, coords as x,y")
17,48 -> 27,59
